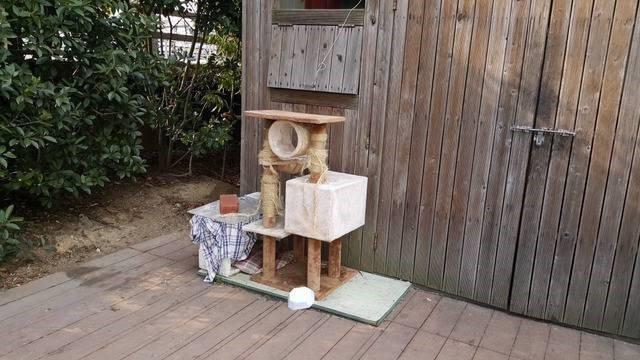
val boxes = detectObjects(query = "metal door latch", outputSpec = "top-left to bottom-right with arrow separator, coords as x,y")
510,125 -> 576,146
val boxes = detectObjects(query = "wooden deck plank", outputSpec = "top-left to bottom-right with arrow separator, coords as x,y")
3,263 -> 197,360
544,325 -> 580,360
449,304 -> 493,346
0,247 -> 140,307
398,330 -> 446,360
510,320 -> 550,360
204,303 -> 297,360
0,257 -> 184,355
152,297 -> 276,360
320,323 -> 376,360
130,232 -> 185,252
580,332 -> 614,360
613,340 -> 640,360
0,251 -> 159,324
82,285 -> 254,360
43,278 -> 214,360
392,290 -> 441,329
242,310 -> 328,360
123,290 -> 260,360
435,338 -> 476,360
282,316 -> 353,360
360,322 -> 417,360
421,297 -> 467,338
478,311 -> 521,356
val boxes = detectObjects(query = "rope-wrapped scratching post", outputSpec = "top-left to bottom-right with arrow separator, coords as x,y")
308,125 -> 329,183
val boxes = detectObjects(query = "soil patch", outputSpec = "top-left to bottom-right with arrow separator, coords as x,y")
0,175 -> 238,289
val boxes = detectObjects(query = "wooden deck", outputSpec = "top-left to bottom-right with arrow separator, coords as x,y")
1,232 -> 639,360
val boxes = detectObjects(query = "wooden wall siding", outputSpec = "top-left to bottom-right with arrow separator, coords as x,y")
266,24 -> 363,94
242,0 -> 640,339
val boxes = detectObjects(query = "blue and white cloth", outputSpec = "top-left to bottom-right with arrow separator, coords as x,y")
190,214 -> 259,282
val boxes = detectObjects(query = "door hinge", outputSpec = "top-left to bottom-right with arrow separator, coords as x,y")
393,0 -> 398,10
373,232 -> 378,251
510,125 -> 576,146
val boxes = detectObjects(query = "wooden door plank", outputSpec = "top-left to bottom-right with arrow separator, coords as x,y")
341,26 -> 363,94
278,26 -> 296,88
354,0 -> 390,273
445,0 -> 493,295
560,0 -> 618,327
302,26 -> 322,91
399,0 -> 441,282
458,0 -> 512,299
473,0 -> 531,306
432,0 -> 476,292
315,26 -> 337,92
267,25 -> 283,87
508,0 -> 572,318
372,0 -> 409,276
600,11 -> 640,334
492,0 -> 552,309
415,0 -> 457,288
328,26 -> 348,93
581,0 -> 639,331
543,0 -> 595,322
388,0 -> 428,279
290,25 -> 309,90
497,0 -> 553,313
620,133 -> 640,338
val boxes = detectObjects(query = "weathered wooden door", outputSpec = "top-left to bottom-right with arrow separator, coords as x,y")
508,0 -> 640,339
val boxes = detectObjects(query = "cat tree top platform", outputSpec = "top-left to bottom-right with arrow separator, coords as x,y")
244,110 -> 345,124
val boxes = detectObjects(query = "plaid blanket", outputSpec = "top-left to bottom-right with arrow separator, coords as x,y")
190,215 -> 258,282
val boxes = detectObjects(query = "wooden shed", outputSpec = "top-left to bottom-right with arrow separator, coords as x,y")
241,0 -> 640,339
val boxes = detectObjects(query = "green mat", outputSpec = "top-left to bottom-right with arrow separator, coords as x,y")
216,271 -> 411,326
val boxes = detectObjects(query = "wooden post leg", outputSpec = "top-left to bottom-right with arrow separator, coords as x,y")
307,239 -> 321,291
328,238 -> 342,278
293,235 -> 306,262
263,236 -> 276,279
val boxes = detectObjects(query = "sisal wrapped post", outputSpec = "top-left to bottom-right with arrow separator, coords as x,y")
259,121 -> 280,228
308,124 -> 328,183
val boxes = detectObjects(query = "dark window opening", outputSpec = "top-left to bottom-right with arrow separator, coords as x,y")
280,0 -> 364,9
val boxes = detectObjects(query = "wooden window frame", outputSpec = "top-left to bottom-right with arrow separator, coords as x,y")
272,9 -> 365,26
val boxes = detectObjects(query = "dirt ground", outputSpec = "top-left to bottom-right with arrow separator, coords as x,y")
0,175 -> 238,289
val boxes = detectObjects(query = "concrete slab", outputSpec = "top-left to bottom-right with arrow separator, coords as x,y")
216,270 -> 411,326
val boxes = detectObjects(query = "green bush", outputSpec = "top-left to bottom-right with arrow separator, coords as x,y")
0,0 -> 169,207
0,205 -> 22,262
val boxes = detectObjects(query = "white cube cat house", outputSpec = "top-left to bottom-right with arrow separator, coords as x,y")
285,171 -> 367,242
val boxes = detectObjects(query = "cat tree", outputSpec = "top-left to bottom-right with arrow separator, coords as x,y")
242,110 -> 367,299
